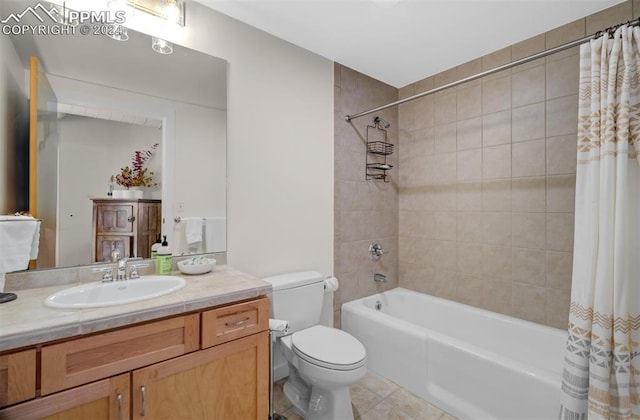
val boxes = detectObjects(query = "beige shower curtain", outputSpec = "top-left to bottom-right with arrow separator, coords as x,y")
559,25 -> 640,420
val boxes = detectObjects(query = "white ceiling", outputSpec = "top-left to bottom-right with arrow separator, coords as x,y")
196,0 -> 625,87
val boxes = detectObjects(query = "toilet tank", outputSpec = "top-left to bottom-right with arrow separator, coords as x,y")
263,271 -> 325,333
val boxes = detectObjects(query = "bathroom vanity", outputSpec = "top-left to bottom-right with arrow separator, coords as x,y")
0,265 -> 271,419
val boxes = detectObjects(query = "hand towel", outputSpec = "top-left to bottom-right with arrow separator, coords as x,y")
203,217 -> 226,253
0,215 -> 41,273
185,218 -> 203,244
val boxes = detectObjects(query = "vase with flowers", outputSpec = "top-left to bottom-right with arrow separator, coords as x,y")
111,144 -> 159,199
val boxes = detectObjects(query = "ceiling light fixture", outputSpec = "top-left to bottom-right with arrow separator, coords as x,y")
127,0 -> 185,27
151,37 -> 173,54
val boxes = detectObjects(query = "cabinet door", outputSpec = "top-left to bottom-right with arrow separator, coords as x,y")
136,202 -> 161,258
0,349 -> 36,407
96,235 -> 132,262
97,204 -> 134,234
132,331 -> 269,420
0,373 -> 129,420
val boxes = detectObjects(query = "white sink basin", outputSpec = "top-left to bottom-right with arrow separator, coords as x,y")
44,276 -> 187,309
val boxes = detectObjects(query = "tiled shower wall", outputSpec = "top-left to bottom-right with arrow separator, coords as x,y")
335,1 -> 636,329
333,64 -> 399,327
397,2 -> 635,329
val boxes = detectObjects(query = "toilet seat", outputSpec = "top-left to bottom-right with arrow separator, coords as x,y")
291,325 -> 366,371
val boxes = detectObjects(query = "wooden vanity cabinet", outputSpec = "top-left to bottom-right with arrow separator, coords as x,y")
91,198 -> 161,262
0,296 -> 270,420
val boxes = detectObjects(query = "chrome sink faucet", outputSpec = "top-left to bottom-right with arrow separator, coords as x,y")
116,257 -> 146,281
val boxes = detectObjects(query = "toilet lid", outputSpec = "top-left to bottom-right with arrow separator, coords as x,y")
292,325 -> 366,370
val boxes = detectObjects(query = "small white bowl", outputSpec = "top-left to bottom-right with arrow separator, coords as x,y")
177,257 -> 216,275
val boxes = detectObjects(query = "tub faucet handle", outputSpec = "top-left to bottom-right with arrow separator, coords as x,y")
369,243 -> 384,261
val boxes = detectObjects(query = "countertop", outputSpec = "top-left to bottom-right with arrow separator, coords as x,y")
0,265 -> 271,352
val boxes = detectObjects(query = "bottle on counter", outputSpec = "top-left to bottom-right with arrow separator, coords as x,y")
156,236 -> 172,275
110,243 -> 120,262
150,233 -> 162,259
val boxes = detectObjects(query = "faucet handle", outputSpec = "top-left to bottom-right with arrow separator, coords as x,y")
92,266 -> 114,283
129,263 -> 149,280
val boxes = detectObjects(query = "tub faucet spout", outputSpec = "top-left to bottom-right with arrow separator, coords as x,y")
373,273 -> 387,282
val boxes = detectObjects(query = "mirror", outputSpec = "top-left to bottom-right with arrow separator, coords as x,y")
0,1 -> 227,270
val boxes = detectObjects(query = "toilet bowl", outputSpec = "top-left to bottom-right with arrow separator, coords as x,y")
279,326 -> 367,420
263,271 -> 367,420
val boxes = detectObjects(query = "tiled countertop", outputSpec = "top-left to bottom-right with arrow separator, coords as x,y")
0,265 -> 271,352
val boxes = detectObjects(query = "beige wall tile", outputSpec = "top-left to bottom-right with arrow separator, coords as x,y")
414,127 -> 436,158
457,149 -> 482,182
457,58 -> 483,89
512,34 -> 546,62
482,245 -> 512,281
546,54 -> 580,100
512,139 -> 546,177
482,212 -> 512,246
432,240 -> 458,272
482,47 -> 512,71
512,248 -> 546,286
483,110 -> 512,146
512,177 -> 546,212
457,243 -> 483,277
414,96 -> 434,130
635,0 -> 640,19
483,76 -> 512,113
547,135 -> 577,175
435,212 -> 457,241
398,84 -> 414,100
435,92 -> 457,125
546,19 -> 586,49
433,152 -> 457,185
457,85 -> 482,120
457,117 -> 483,150
512,212 -> 546,249
482,179 -> 512,212
456,274 -> 484,307
435,122 -> 457,153
512,66 -> 545,107
547,251 -> 573,292
547,94 -> 579,137
481,278 -> 512,315
547,288 -> 571,329
483,144 -> 512,179
546,213 -> 575,252
512,103 -> 545,143
457,182 -> 482,211
586,1 -> 632,34
513,283 -> 547,324
457,212 -> 483,243
547,174 -> 576,213
434,68 -> 457,88
415,77 -> 435,94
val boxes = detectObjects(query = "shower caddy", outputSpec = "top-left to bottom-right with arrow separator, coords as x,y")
365,117 -> 394,182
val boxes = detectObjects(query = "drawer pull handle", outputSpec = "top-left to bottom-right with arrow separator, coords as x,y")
117,393 -> 123,420
225,317 -> 250,327
141,385 -> 146,417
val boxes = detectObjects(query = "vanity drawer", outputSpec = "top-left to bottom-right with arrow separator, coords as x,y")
0,349 -> 36,408
201,297 -> 269,348
41,314 -> 200,395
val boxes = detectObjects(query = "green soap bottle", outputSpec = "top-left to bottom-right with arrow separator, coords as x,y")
156,236 -> 173,275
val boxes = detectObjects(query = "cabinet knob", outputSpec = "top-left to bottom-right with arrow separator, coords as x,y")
128,216 -> 136,223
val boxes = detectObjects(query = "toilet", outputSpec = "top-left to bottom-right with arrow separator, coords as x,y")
264,271 -> 367,420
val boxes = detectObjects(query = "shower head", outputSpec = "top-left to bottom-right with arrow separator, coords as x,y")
374,116 -> 391,129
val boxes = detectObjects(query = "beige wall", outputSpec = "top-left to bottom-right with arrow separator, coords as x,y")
333,63 -> 399,327
335,1 -> 636,330
128,2 -> 336,278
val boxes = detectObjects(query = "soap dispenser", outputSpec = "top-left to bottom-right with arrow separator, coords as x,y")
150,233 -> 162,259
156,236 -> 172,275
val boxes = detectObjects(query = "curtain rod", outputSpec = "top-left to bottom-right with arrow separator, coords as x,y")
345,17 -> 640,122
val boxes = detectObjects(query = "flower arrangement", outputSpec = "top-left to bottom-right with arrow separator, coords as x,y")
111,143 -> 159,189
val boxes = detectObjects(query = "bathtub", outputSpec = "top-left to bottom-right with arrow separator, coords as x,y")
342,288 -> 567,420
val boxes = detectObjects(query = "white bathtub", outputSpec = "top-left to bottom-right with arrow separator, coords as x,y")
341,288 -> 567,420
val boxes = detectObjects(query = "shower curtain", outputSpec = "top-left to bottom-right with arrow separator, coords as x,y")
559,25 -> 640,420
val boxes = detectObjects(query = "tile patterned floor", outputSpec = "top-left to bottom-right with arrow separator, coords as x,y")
273,371 -> 457,420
